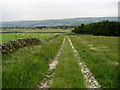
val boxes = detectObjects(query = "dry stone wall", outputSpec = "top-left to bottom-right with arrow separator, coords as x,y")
1,38 -> 40,55
0,34 -> 60,55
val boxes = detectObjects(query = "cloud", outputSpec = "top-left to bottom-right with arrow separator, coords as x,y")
1,0 -> 119,21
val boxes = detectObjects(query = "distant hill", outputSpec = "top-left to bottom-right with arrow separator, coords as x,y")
1,17 -> 118,28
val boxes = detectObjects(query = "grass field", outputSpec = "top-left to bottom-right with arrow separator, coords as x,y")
2,35 -> 64,88
2,31 -> 119,88
1,29 -> 71,33
69,34 -> 119,88
0,33 -> 58,43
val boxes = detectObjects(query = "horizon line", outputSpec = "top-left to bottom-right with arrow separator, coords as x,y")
2,16 -> 118,22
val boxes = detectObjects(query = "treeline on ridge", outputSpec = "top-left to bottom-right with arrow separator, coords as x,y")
72,20 -> 120,36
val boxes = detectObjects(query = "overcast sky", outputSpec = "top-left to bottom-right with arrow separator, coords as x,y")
0,0 -> 119,21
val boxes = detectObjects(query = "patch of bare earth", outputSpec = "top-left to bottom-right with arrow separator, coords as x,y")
82,41 -> 89,44
88,44 -> 99,51
38,37 -> 65,88
90,47 -> 98,50
109,61 -> 120,66
100,46 -> 107,49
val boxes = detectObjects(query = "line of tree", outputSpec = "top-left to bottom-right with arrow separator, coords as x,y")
72,20 -> 120,36
2,25 -> 75,30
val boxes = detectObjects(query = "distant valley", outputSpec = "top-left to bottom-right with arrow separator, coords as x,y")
1,17 -> 118,28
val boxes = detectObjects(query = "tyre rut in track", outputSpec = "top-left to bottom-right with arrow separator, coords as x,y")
67,36 -> 100,88
38,37 -> 65,88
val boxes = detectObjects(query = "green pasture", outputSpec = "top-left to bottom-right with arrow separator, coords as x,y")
1,29 -> 71,33
2,33 -> 119,88
2,35 -> 64,88
69,34 -> 119,88
0,33 -> 58,43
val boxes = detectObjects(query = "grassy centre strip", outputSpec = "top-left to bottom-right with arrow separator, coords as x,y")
38,37 -> 65,88
67,36 -> 100,88
51,36 -> 86,88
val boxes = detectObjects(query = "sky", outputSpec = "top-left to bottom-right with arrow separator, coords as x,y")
0,0 -> 119,21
